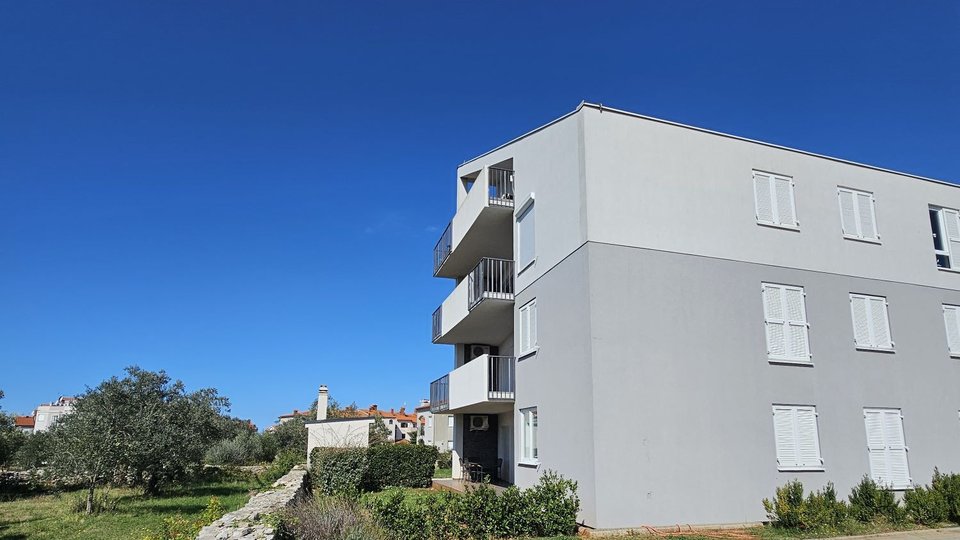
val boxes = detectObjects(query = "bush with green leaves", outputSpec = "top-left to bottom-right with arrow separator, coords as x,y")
763,481 -> 848,531
259,449 -> 304,485
311,447 -> 368,497
283,495 -> 387,540
905,485 -> 948,526
362,470 -> 579,540
205,431 -> 268,465
436,450 -> 452,470
363,444 -> 438,491
848,476 -> 905,523
932,468 -> 960,523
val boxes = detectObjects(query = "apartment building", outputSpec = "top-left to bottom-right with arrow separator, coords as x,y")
415,399 -> 453,451
32,396 -> 76,432
427,102 -> 960,530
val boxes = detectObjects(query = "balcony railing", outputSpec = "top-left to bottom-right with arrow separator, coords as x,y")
468,258 -> 515,310
487,356 -> 516,400
430,375 -> 449,413
488,167 -> 515,207
433,222 -> 453,275
431,306 -> 443,343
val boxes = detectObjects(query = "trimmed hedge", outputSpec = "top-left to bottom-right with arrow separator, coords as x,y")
363,470 -> 580,540
309,444 -> 439,495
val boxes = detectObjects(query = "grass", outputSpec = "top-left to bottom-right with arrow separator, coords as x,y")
433,467 -> 452,479
0,478 -> 259,540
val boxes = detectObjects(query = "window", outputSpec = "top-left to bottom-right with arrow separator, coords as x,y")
838,188 -> 879,242
753,171 -> 798,228
762,283 -> 811,363
863,408 -> 911,489
519,299 -> 538,356
447,416 -> 454,428
517,199 -> 536,270
772,405 -> 823,471
520,407 -> 538,464
942,305 -> 960,357
930,206 -> 960,270
849,294 -> 894,350
401,422 -> 408,428
36,414 -> 46,422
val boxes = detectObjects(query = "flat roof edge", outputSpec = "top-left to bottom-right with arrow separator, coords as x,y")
461,101 -> 956,188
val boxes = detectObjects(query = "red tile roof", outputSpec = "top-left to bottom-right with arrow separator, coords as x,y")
14,416 -> 34,428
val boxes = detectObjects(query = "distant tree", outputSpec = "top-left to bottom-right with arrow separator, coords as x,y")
263,416 -> 307,456
409,428 -> 418,445
368,414 -> 391,446
310,396 -> 360,419
47,366 -> 230,507
14,430 -> 51,469
0,390 -> 27,467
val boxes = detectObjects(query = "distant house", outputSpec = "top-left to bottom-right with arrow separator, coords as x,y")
14,415 -> 35,434
415,399 -> 451,451
276,409 -> 313,424
32,396 -> 76,432
304,385 -> 420,464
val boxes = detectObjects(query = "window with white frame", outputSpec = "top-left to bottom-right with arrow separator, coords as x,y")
849,294 -> 894,350
520,407 -> 538,464
863,408 -> 911,489
517,199 -> 536,270
838,188 -> 880,242
942,304 -> 960,357
447,416 -> 454,428
519,299 -> 538,355
762,283 -> 811,363
753,171 -> 798,228
772,405 -> 823,471
930,206 -> 960,270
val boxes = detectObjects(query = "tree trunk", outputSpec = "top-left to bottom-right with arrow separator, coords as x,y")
86,484 -> 95,515
145,473 -> 158,496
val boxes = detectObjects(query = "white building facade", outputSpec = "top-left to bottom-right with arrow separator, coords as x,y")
428,102 -> 960,529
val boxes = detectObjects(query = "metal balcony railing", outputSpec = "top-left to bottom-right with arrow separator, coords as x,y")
431,306 -> 442,342
430,375 -> 449,413
488,167 -> 515,207
468,258 -> 515,310
433,221 -> 453,275
488,356 -> 516,400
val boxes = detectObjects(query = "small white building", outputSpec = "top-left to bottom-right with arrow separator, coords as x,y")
32,396 -> 76,432
415,399 -> 452,451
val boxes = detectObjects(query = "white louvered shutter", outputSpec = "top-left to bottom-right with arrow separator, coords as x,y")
796,408 -> 822,468
774,176 -> 797,226
884,411 -> 911,488
857,192 -> 878,240
851,295 -> 871,347
943,305 -> 960,355
529,301 -> 537,349
869,297 -> 892,348
519,304 -> 530,353
864,410 -> 888,486
773,407 -> 798,469
838,189 -> 857,236
763,284 -> 787,359
754,172 -> 774,223
784,287 -> 809,360
942,209 -> 960,262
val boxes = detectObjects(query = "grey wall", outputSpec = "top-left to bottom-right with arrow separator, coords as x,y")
585,241 -> 960,528
514,245 -> 600,526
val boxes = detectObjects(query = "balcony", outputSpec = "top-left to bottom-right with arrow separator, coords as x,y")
433,167 -> 515,278
432,258 -> 514,345
430,355 -> 515,414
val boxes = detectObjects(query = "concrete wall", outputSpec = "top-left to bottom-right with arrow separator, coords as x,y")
581,105 -> 960,290
585,241 -> 960,528
513,244 -> 599,526
306,418 -> 372,464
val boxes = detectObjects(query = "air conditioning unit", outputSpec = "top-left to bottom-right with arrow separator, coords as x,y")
469,345 -> 491,360
469,415 -> 489,431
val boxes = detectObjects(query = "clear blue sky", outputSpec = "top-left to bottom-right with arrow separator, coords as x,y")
1,1 -> 957,430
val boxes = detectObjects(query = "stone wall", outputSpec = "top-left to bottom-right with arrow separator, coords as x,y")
196,466 -> 308,540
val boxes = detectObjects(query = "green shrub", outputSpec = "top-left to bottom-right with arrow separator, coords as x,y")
363,444 -> 438,491
144,497 -> 226,540
436,450 -> 452,470
311,447 -> 368,497
848,476 -> 905,523
932,468 -> 960,524
806,483 -> 848,529
205,431 -> 265,465
259,449 -> 304,485
905,485 -> 948,525
763,480 -> 807,529
364,470 -> 579,540
283,495 -> 387,540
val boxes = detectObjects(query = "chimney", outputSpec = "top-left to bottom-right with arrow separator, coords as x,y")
419,399 -> 430,408
316,385 -> 328,421
399,407 -> 406,415
370,404 -> 377,412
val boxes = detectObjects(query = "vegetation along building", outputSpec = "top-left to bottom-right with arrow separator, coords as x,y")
427,101 -> 960,529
